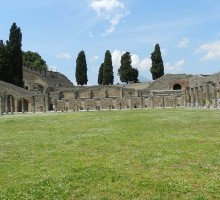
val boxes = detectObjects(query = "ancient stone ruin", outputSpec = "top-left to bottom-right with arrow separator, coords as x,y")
1,66 -> 220,115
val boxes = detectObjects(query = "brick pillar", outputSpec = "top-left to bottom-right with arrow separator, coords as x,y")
43,96 -> 46,112
195,87 -> 199,108
184,89 -> 187,107
173,96 -> 177,108
32,96 -> 35,113
161,96 -> 165,108
186,87 -> 190,107
150,96 -> 154,108
140,92 -> 143,109
5,95 -> 8,114
205,84 -> 210,108
14,99 -> 18,113
10,96 -> 14,114
21,98 -> 24,113
213,84 -> 217,108
0,96 -> 2,115
129,92 -> 132,109
190,88 -> 194,108
54,99 -> 57,112
199,86 -> 204,108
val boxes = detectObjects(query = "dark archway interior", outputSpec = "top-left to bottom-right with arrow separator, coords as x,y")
173,84 -> 182,90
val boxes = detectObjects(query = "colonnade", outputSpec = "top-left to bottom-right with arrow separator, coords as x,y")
184,83 -> 220,108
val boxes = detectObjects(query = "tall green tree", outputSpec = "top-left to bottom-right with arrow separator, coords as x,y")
6,23 -> 23,87
118,52 -> 132,83
23,51 -> 48,70
0,40 -> 9,82
131,68 -> 139,83
75,50 -> 88,86
98,63 -> 104,85
103,50 -> 114,85
150,43 -> 164,80
118,52 -> 139,84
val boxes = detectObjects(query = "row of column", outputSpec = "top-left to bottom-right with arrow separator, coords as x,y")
184,84 -> 220,108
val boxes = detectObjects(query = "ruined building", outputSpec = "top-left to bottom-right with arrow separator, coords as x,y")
1,66 -> 220,115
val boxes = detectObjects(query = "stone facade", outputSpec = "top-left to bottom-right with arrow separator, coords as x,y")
1,69 -> 220,115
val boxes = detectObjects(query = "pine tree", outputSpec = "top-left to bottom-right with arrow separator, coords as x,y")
98,63 -> 104,85
103,50 -> 114,85
0,40 -> 9,82
150,43 -> 164,80
7,23 -> 23,87
118,52 -> 133,83
75,50 -> 88,86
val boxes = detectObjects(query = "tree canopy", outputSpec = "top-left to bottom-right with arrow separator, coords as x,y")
75,50 -> 88,86
118,52 -> 139,83
0,40 -> 9,82
103,50 -> 114,85
98,63 -> 104,85
23,51 -> 48,70
150,43 -> 164,80
6,22 -> 23,87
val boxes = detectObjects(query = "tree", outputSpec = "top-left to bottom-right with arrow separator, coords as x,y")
6,23 -> 23,87
118,52 -> 132,83
0,40 -> 9,82
103,50 -> 114,85
131,68 -> 139,83
23,51 -> 48,70
98,63 -> 104,85
118,52 -> 139,83
150,43 -> 164,80
75,50 -> 88,86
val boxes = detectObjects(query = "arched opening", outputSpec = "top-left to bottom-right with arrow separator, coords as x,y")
173,84 -> 182,90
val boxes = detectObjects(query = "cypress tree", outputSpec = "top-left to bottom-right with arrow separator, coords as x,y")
98,63 -> 104,85
118,52 -> 133,84
7,23 -> 23,87
150,43 -> 164,80
0,40 -> 9,82
75,50 -> 88,86
103,50 -> 114,85
131,68 -> 139,83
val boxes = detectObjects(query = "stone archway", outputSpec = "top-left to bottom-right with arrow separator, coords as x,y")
173,84 -> 182,90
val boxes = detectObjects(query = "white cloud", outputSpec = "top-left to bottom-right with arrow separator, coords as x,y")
161,48 -> 168,57
48,65 -> 57,72
112,49 -> 151,72
195,41 -> 220,60
56,52 -> 72,60
177,37 -> 190,48
91,55 -> 100,61
89,0 -> 128,35
165,59 -> 185,73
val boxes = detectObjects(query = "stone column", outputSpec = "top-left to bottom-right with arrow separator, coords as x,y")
213,84 -> 217,108
43,96 -> 46,112
150,96 -> 154,108
183,89 -> 187,107
161,96 -> 165,108
195,87 -> 199,108
190,88 -> 194,108
32,96 -> 35,113
14,99 -> 18,113
54,99 -> 57,112
0,96 -> 2,115
173,96 -> 177,108
199,86 -> 204,108
10,96 -> 14,114
5,95 -> 8,114
120,88 -> 123,98
140,92 -> 143,109
186,87 -> 190,107
205,84 -> 210,108
21,98 -> 25,113
129,92 -> 132,109
64,100 -> 66,112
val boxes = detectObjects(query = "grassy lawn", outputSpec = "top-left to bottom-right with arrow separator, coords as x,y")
0,109 -> 220,199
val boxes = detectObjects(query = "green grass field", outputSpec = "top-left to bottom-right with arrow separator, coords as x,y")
0,109 -> 220,199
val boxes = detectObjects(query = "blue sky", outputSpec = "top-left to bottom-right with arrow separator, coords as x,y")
1,0 -> 220,85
